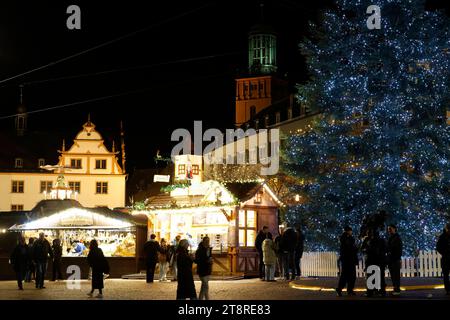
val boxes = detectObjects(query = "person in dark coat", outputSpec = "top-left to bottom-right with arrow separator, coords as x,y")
255,226 -> 272,279
176,239 -> 197,300
361,229 -> 387,297
280,227 -> 297,281
51,239 -> 63,281
32,232 -> 53,289
386,225 -> 403,295
195,236 -> 213,300
87,239 -> 109,298
143,234 -> 160,283
294,223 -> 305,279
336,226 -> 358,296
10,236 -> 29,290
436,223 -> 450,295
25,237 -> 35,283
273,228 -> 284,279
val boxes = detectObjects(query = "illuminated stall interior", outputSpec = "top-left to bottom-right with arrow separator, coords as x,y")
9,200 -> 141,257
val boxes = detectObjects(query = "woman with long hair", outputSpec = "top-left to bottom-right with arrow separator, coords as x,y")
176,239 -> 197,300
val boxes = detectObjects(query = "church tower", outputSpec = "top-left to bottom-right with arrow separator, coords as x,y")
15,85 -> 27,136
235,3 -> 288,128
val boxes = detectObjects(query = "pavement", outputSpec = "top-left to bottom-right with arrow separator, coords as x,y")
0,277 -> 448,300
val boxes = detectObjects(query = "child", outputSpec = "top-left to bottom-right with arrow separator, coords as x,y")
262,237 -> 277,281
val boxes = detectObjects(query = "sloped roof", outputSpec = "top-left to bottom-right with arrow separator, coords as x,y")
4,199 -> 146,230
146,194 -> 205,209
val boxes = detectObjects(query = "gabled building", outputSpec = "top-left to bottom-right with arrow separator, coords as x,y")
0,116 -> 127,211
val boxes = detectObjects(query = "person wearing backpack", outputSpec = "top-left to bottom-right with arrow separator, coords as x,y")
87,239 -> 109,298
32,232 -> 53,289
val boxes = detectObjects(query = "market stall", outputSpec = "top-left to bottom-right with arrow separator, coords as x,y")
4,200 -> 147,278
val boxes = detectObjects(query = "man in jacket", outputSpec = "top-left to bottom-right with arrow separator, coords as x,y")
281,227 -> 297,281
294,223 -> 305,279
336,226 -> 358,296
143,234 -> 160,283
32,232 -> 53,289
387,224 -> 403,295
361,229 -> 387,297
255,226 -> 272,279
437,223 -> 450,295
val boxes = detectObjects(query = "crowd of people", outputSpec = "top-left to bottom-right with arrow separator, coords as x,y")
143,234 -> 213,300
10,232 -> 64,290
255,224 -> 305,282
336,221 -> 450,297
9,220 -> 450,299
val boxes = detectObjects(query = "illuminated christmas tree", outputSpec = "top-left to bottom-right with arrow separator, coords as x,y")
283,0 -> 450,254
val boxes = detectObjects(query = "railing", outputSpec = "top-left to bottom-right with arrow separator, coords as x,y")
301,250 -> 442,278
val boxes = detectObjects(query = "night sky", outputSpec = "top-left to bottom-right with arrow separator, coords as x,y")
0,0 -> 447,170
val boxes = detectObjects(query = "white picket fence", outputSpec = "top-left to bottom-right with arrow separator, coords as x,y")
301,250 -> 442,278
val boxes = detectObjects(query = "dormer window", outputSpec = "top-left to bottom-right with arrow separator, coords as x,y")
38,158 -> 45,168
15,158 -> 23,169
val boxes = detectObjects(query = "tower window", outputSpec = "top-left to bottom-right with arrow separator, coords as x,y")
14,158 -> 23,169
192,165 -> 199,175
11,205 -> 24,211
178,164 -> 186,175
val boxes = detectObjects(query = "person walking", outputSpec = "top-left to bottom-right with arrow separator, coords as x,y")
169,235 -> 181,281
336,226 -> 358,296
386,225 -> 403,296
51,239 -> 63,281
255,226 -> 272,279
87,239 -> 109,298
10,236 -> 29,290
361,229 -> 387,297
176,239 -> 197,300
25,237 -> 35,283
437,223 -> 450,295
158,238 -> 169,282
143,234 -> 160,283
195,236 -> 213,300
262,237 -> 277,281
32,232 -> 53,289
281,226 -> 297,281
294,223 -> 305,279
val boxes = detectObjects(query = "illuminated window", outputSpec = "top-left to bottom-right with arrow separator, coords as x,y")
38,158 -> 45,167
40,181 -> 53,193
70,159 -> 82,169
11,181 -> 24,193
254,190 -> 263,204
192,165 -> 199,175
178,164 -> 186,175
238,210 -> 257,247
11,204 -> 24,211
95,159 -> 107,169
96,182 -> 108,194
14,158 -> 23,169
69,182 -> 81,193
